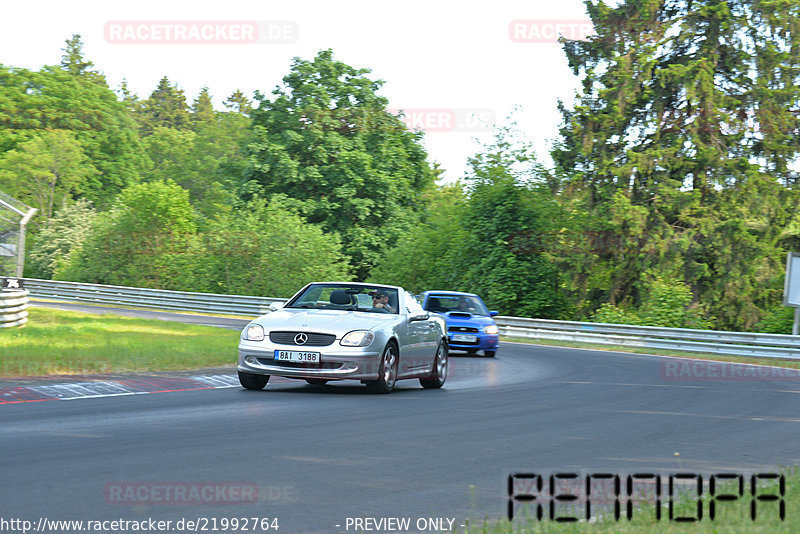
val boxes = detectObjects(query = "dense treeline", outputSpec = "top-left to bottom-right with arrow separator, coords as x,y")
380,0 -> 800,333
4,37 -> 429,297
4,0 -> 800,333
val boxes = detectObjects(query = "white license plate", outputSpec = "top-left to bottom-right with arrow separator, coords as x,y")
274,350 -> 320,363
451,334 -> 477,342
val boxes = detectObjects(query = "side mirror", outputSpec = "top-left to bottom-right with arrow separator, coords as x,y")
269,302 -> 284,312
409,312 -> 430,322
489,311 -> 499,317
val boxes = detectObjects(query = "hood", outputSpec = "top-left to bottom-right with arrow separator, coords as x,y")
440,312 -> 495,328
253,308 -> 395,336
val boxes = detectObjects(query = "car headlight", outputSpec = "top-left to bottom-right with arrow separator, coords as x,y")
244,324 -> 265,341
484,324 -> 499,335
340,330 -> 375,347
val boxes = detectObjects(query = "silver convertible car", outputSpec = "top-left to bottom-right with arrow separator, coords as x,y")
237,282 -> 449,393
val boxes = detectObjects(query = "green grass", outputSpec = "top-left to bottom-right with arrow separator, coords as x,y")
502,335 -> 800,370
465,468 -> 797,533
5,309 -> 797,377
1,308 -> 239,377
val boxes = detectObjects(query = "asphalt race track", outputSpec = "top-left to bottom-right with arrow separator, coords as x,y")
2,302 -> 800,532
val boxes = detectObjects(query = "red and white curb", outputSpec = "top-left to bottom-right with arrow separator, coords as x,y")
0,374 -> 271,404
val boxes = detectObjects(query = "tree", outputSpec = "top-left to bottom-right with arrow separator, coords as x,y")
61,180 -> 201,289
0,64 -> 147,206
137,76 -> 191,134
60,184 -> 351,296
553,0 -> 800,201
224,89 -> 252,115
369,185 -> 469,292
142,127 -> 199,185
246,49 -> 435,279
201,196 -> 352,296
459,128 -> 568,318
60,34 -> 105,84
191,87 -> 215,125
551,0 -> 800,328
0,130 -> 98,218
26,199 -> 96,278
374,127 -> 568,319
141,117 -> 249,218
117,78 -> 141,114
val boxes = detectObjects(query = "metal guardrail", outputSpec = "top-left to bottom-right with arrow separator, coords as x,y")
1,289 -> 29,327
23,278 -> 800,360
24,278 -> 284,316
496,316 -> 800,360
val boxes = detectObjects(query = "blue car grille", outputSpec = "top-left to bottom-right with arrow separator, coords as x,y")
448,326 -> 479,333
450,337 -> 480,345
269,331 -> 336,346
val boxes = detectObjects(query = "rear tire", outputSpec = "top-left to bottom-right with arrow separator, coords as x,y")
484,350 -> 496,358
238,371 -> 269,390
420,341 -> 448,389
306,379 -> 328,385
366,343 -> 398,394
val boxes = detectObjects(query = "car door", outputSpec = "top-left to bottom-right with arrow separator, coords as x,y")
416,296 -> 442,358
401,291 -> 438,376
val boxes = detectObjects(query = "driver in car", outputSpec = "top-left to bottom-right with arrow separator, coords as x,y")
370,290 -> 396,313
457,296 -> 478,313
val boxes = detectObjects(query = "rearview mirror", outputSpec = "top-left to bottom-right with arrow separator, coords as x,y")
409,312 -> 429,322
489,311 -> 499,317
269,302 -> 284,312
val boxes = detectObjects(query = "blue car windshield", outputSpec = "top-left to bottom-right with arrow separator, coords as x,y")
285,284 -> 399,314
425,295 -> 489,316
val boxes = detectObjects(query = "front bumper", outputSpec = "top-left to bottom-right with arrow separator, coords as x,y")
238,341 -> 383,381
447,333 -> 499,351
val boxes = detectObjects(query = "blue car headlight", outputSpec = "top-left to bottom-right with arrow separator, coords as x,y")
484,324 -> 498,335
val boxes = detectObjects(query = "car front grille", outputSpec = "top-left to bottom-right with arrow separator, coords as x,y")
255,358 -> 342,370
450,338 -> 480,345
448,326 -> 479,333
269,331 -> 336,346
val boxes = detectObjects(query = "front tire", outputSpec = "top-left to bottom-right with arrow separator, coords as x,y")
366,343 -> 399,394
238,371 -> 269,390
484,350 -> 496,358
420,341 -> 448,389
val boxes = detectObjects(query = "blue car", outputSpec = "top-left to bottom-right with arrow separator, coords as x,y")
418,291 -> 499,357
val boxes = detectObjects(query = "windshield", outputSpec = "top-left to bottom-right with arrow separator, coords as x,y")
424,294 -> 489,316
285,284 -> 400,314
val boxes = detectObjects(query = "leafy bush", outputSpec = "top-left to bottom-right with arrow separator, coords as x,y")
58,181 -> 351,297
591,277 -> 712,329
591,303 -> 641,325
199,196 -> 351,297
755,306 -> 795,334
58,180 -> 202,289
639,277 -> 712,329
